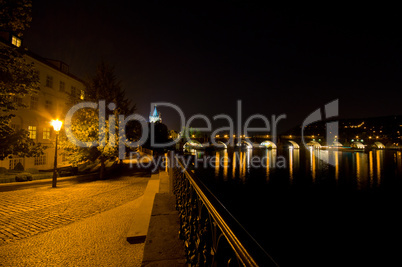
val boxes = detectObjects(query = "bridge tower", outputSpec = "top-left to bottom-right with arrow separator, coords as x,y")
149,105 -> 162,123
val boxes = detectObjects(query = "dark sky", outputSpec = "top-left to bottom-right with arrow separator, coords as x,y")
24,1 -> 402,132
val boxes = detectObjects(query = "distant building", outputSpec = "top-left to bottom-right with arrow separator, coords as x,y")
149,105 -> 162,123
0,31 -> 86,170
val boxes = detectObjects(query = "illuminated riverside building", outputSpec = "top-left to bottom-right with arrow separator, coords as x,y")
0,32 -> 86,170
149,105 -> 162,123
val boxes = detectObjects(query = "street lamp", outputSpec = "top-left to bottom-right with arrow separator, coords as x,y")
51,119 -> 62,188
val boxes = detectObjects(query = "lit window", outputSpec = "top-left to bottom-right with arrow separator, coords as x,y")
43,127 -> 50,139
28,126 -> 37,139
59,81 -> 65,92
46,75 -> 53,88
34,155 -> 46,166
80,89 -> 85,100
11,36 -> 21,47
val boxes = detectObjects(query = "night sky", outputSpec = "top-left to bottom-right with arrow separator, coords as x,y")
24,1 -> 402,132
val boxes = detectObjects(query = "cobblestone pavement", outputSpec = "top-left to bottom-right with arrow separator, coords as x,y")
0,171 -> 149,246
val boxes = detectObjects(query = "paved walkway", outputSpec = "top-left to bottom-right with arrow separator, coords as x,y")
0,165 -> 150,266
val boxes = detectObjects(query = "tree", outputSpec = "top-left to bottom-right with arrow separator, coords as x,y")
0,0 -> 32,37
143,122 -> 169,152
180,127 -> 202,139
0,0 -> 43,160
61,61 -> 136,179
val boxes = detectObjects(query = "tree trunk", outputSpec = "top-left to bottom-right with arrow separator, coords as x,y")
100,158 -> 106,180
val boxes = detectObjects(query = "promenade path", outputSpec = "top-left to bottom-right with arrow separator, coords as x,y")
0,164 -> 150,266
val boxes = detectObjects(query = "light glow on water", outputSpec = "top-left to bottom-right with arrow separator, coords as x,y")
197,147 -> 399,191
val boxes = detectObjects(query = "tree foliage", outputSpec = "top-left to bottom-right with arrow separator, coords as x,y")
60,61 -> 136,178
0,0 -> 32,37
0,0 -> 43,160
180,126 -> 202,139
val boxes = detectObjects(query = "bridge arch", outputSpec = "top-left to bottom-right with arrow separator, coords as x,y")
288,140 -> 299,149
332,141 -> 343,147
373,142 -> 385,149
237,140 -> 253,149
212,141 -> 227,149
351,142 -> 365,149
183,140 -> 203,150
306,141 -> 321,148
260,140 -> 277,149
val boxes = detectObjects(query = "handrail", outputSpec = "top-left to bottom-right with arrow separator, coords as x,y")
171,154 -> 278,266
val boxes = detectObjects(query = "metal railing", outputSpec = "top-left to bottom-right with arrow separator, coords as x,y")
170,154 -> 278,266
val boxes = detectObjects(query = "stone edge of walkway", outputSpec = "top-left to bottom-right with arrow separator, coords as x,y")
126,171 -> 187,266
141,192 -> 186,266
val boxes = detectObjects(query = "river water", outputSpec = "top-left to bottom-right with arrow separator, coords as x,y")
191,148 -> 402,266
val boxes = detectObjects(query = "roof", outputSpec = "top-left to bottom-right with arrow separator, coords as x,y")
152,106 -> 159,117
0,31 -> 85,84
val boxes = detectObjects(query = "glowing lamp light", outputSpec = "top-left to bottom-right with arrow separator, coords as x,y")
51,119 -> 63,132
51,119 -> 62,188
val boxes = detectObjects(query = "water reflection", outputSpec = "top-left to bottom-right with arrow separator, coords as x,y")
196,147 -> 396,191
266,150 -> 270,180
223,150 -> 228,180
288,148 -> 300,183
334,150 -> 340,182
356,152 -> 369,189
289,148 -> 293,182
238,150 -> 249,182
264,149 -> 276,181
376,150 -> 383,184
215,151 -> 220,177
309,148 -> 317,182
369,151 -> 374,187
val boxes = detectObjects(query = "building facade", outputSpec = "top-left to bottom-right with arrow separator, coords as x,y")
0,32 -> 86,170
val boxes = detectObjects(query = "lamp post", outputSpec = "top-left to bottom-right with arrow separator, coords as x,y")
51,119 -> 62,188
